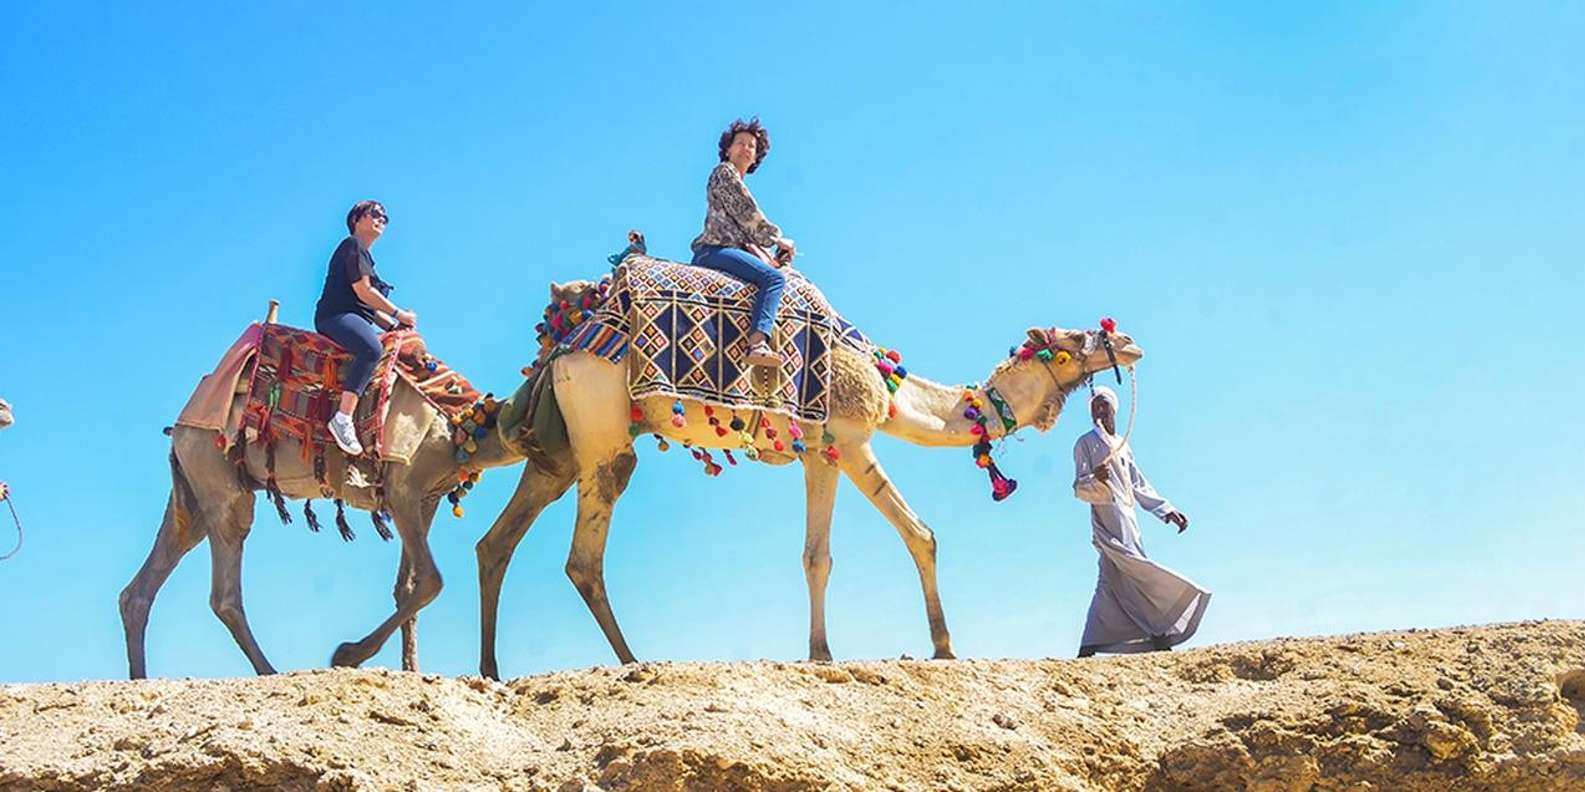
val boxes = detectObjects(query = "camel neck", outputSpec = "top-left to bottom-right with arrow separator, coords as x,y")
880,358 -> 1071,448
464,421 -> 524,470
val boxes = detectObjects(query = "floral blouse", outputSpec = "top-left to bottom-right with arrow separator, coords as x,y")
690,162 -> 783,255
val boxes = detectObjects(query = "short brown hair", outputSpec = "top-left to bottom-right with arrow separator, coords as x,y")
345,200 -> 385,234
717,118 -> 771,174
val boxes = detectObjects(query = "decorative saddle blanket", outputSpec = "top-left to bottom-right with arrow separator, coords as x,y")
177,323 -> 481,464
560,255 -> 871,422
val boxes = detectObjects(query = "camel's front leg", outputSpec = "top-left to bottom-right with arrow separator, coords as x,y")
802,459 -> 839,662
332,498 -> 441,668
840,442 -> 956,659
476,457 -> 577,680
566,450 -> 639,664
394,550 -> 418,672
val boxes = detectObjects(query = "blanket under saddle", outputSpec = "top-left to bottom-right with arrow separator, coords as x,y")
561,256 -> 870,422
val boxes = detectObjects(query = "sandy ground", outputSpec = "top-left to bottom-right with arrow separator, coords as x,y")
1,621 -> 1582,791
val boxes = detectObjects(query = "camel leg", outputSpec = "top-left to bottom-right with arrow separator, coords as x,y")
395,550 -> 417,672
332,498 -> 442,668
565,450 -> 639,664
119,492 -> 205,679
205,488 -> 276,675
477,458 -> 577,680
840,442 -> 956,659
802,459 -> 839,662
391,500 -> 439,672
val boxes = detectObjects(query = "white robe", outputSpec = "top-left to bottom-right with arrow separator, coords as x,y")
1072,427 -> 1210,654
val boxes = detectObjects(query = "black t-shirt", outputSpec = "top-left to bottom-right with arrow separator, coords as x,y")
315,236 -> 392,322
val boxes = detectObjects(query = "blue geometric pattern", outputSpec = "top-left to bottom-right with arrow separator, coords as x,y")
563,256 -> 872,422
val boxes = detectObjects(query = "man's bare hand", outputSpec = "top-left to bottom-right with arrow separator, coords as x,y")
1093,464 -> 1109,484
1165,511 -> 1190,533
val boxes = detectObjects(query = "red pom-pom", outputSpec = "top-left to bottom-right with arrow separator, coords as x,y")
886,349 -> 901,363
773,440 -> 785,452
1100,317 -> 1117,333
1018,347 -> 1035,361
704,405 -> 715,417
714,426 -> 728,437
887,402 -> 898,419
629,406 -> 644,422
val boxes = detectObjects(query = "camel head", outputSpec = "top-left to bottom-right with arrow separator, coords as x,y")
1009,325 -> 1144,430
548,280 -> 598,308
1023,325 -> 1143,380
0,398 -> 12,431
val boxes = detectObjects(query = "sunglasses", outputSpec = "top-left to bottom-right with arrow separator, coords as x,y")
368,211 -> 388,224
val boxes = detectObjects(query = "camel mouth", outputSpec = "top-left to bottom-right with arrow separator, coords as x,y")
1115,343 -> 1144,365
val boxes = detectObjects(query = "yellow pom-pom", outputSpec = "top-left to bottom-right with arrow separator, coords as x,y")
452,505 -> 465,519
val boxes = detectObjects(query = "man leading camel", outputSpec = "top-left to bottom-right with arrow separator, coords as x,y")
1071,386 -> 1209,657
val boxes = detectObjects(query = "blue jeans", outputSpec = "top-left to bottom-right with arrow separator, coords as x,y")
315,312 -> 382,394
692,246 -> 786,337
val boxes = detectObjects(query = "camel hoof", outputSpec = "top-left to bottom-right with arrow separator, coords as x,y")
933,648 -> 957,660
481,662 -> 500,682
809,647 -> 834,663
330,642 -> 365,668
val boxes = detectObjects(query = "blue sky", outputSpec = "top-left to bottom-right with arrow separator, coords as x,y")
1,3 -> 1581,683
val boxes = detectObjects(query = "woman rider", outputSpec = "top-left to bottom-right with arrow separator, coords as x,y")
690,118 -> 797,368
314,200 -> 417,456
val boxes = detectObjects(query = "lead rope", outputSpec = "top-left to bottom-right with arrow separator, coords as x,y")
1,494 -> 22,561
1094,364 -> 1139,474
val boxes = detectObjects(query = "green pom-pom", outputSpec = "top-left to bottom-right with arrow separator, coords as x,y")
1037,349 -> 1055,362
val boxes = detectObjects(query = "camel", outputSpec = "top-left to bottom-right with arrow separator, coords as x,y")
118,326 -> 525,679
0,398 -> 12,430
473,307 -> 1142,679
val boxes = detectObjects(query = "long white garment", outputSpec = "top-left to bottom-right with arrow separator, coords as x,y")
1072,427 -> 1210,653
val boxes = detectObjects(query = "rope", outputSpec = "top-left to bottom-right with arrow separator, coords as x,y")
1095,364 -> 1139,473
1,495 -> 21,561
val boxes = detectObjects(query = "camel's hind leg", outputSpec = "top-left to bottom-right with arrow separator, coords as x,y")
566,449 -> 639,664
332,498 -> 441,668
840,441 -> 956,659
552,352 -> 641,664
120,480 -> 205,679
205,489 -> 275,675
802,459 -> 840,662
476,457 -> 577,680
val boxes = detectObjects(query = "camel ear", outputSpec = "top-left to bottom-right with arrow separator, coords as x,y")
549,282 -> 564,301
1026,327 -> 1046,348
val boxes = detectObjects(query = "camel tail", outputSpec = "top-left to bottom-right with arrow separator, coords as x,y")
168,449 -> 201,539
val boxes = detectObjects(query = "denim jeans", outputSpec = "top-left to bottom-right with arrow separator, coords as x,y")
691,245 -> 786,337
315,312 -> 383,394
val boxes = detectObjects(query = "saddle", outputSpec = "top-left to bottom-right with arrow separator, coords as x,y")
555,255 -> 870,422
178,323 -> 481,466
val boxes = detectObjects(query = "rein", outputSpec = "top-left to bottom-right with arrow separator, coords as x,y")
1,495 -> 21,562
1093,364 -> 1139,473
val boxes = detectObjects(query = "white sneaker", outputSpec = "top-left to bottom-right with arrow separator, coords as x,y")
328,412 -> 364,456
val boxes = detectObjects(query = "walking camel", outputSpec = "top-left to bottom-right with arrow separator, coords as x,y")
474,300 -> 1142,679
118,321 -> 526,679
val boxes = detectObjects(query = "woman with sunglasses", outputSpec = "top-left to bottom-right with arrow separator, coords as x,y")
314,200 -> 417,456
